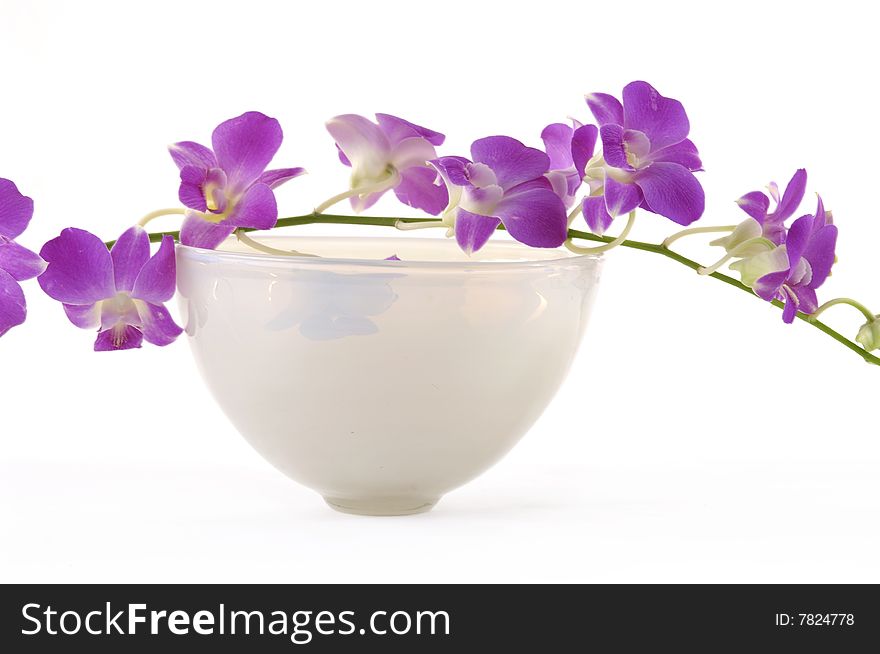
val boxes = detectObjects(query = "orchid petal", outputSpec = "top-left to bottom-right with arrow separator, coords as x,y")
585,92 -> 624,126
0,268 -> 26,337
132,235 -> 177,303
599,124 -> 634,171
604,177 -> 642,218
212,111 -> 282,191
375,113 -> 445,146
541,123 -> 575,170
63,302 -> 100,329
0,178 -> 34,240
774,168 -> 807,221
646,139 -> 702,170
622,81 -> 690,151
470,136 -> 549,191
393,167 -> 448,215
389,136 -> 438,171
38,228 -> 115,304
495,181 -> 567,248
454,209 -> 501,255
571,124 -> 598,178
326,114 -> 392,183
137,302 -> 183,346
0,238 -> 46,281
257,167 -> 306,189
110,225 -> 150,293
582,195 -> 614,235
226,183 -> 278,230
168,141 -> 216,171
179,212 -> 235,250
803,224 -> 838,289
634,162 -> 704,225
430,156 -> 471,187
736,191 -> 770,222
94,325 -> 143,351
784,214 -> 814,267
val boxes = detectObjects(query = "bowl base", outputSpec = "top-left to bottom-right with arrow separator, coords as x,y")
323,495 -> 439,516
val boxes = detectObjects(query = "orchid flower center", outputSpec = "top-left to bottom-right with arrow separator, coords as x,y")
459,163 -> 504,216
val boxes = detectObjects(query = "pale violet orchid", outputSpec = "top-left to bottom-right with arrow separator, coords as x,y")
39,226 -> 182,350
323,114 -> 448,215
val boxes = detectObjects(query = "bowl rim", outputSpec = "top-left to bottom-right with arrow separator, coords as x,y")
177,235 -> 601,271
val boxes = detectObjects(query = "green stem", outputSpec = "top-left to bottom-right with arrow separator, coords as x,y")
115,211 -> 880,368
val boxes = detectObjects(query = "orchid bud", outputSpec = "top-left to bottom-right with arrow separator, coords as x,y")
856,316 -> 880,351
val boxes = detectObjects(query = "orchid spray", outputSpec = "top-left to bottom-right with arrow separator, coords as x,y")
2,81 -> 874,366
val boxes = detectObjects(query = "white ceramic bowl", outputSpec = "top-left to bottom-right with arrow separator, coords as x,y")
177,235 -> 602,515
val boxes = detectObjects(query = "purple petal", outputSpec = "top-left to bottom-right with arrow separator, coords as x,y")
137,302 -> 182,346
585,92 -> 624,126
583,195 -> 614,235
179,212 -> 235,250
495,180 -> 567,248
227,183 -> 277,230
754,269 -> 789,302
803,224 -> 838,289
257,167 -> 306,190
177,165 -> 208,211
393,167 -> 449,215
38,228 -> 115,304
604,177 -> 642,218
0,267 -> 26,337
622,81 -> 690,151
63,302 -> 100,329
132,235 -> 177,303
470,136 -> 550,191
781,289 -> 799,323
0,238 -> 46,281
168,141 -> 216,171
792,285 -> 818,318
0,178 -> 35,240
634,162 -> 705,225
349,189 -> 386,213
736,191 -> 770,222
375,113 -> 445,146
110,226 -> 150,293
599,124 -> 633,171
431,156 -> 471,187
455,209 -> 501,255
326,114 -> 391,173
212,111 -> 282,191
541,123 -> 575,170
94,325 -> 143,352
571,124 -> 598,177
773,168 -> 807,221
784,214 -> 814,267
646,139 -> 702,170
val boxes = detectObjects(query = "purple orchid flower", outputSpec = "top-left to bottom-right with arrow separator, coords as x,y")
38,226 -> 182,350
582,81 -> 704,234
430,136 -> 568,254
0,178 -> 46,337
169,111 -> 305,250
540,122 -> 598,209
735,168 -> 807,244
731,197 -> 837,323
326,113 -> 448,214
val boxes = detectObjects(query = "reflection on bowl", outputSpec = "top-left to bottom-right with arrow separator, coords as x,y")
177,236 -> 602,515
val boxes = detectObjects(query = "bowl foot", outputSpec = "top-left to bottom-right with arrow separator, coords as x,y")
323,495 -> 439,516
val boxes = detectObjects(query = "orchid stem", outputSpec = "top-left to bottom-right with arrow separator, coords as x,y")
662,225 -> 736,248
564,210 -> 636,255
809,298 -> 875,323
137,207 -> 186,228
234,230 -> 317,258
567,203 -> 583,227
130,211 -> 880,368
314,170 -> 401,214
697,252 -> 733,276
394,219 -> 446,231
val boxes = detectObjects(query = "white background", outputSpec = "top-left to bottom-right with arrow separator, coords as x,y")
1,0 -> 878,583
